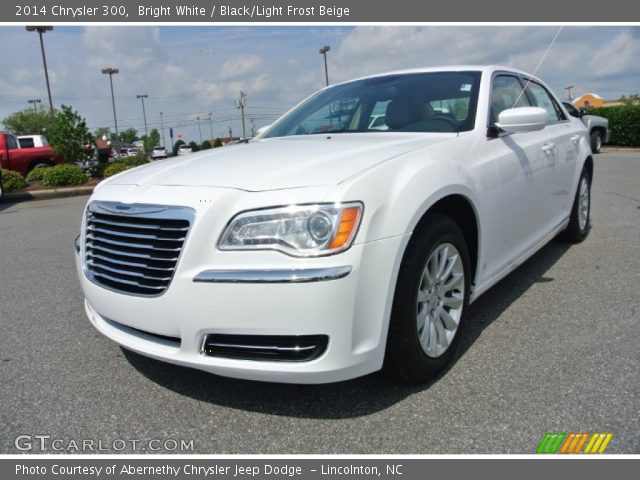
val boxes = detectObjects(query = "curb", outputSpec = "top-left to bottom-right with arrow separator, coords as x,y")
601,147 -> 640,153
4,186 -> 94,203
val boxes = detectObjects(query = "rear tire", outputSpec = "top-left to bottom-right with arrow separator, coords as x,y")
385,213 -> 471,384
0,171 -> 4,203
29,160 -> 54,171
560,168 -> 591,243
590,130 -> 603,153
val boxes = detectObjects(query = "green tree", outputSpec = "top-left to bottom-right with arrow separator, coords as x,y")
213,137 -> 223,148
1,107 -> 57,136
141,128 -> 160,152
188,141 -> 200,152
172,140 -> 185,156
200,140 -> 212,150
120,127 -> 138,144
94,127 -> 111,140
47,105 -> 93,162
619,94 -> 640,106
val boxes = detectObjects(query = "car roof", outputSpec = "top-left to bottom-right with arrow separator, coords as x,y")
330,65 -> 542,87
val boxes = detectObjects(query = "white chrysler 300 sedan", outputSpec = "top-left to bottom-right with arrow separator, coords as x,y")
75,66 -> 593,384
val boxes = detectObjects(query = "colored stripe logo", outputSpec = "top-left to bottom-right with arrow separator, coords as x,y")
537,432 -> 613,454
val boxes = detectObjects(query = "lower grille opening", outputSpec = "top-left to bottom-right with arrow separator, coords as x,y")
201,334 -> 328,362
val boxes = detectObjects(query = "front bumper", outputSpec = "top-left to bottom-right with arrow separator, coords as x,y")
76,216 -> 407,383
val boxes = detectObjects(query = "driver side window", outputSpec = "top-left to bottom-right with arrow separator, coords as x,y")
490,75 -> 531,124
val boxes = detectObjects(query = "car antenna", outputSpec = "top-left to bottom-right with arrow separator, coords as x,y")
512,26 -> 564,107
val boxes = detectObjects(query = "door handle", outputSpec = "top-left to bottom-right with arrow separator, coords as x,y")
542,143 -> 556,153
570,135 -> 581,144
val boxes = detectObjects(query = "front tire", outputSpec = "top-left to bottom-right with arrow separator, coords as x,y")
385,213 -> 471,384
590,130 -> 603,153
560,168 -> 591,243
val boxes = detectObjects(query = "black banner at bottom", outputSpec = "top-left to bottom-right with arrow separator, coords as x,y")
2,458 -> 637,480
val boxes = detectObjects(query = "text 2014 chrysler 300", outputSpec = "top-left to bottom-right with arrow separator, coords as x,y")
75,66 -> 592,384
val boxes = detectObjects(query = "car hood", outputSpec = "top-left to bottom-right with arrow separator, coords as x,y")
106,133 -> 457,192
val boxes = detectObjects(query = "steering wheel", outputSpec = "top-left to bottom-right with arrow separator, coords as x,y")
431,115 -> 459,129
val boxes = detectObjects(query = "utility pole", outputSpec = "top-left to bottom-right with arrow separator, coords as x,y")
28,99 -> 42,132
564,85 -> 575,101
136,94 -> 149,137
236,90 -> 247,139
228,124 -> 232,140
208,112 -> 214,140
159,111 -> 166,148
196,116 -> 202,143
26,26 -> 54,115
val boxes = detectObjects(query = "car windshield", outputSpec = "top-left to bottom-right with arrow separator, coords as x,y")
265,71 -> 481,138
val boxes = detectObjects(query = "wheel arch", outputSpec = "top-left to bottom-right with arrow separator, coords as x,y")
407,192 -> 481,288
28,158 -> 54,171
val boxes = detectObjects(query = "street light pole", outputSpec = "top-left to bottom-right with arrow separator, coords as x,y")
159,111 -> 166,148
28,99 -> 42,132
319,45 -> 330,86
26,26 -> 54,115
101,68 -> 119,137
136,94 -> 149,137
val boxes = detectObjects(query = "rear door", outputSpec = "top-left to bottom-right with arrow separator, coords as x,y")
524,81 -> 578,224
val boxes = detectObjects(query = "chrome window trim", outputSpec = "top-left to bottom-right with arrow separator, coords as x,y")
193,266 -> 352,284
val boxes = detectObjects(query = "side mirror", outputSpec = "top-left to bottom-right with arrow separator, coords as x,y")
578,108 -> 586,118
255,125 -> 272,137
495,107 -> 547,134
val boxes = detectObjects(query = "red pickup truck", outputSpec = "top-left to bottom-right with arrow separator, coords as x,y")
0,131 -> 65,176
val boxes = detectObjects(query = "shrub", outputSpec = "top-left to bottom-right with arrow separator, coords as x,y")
1,169 -> 27,192
42,164 -> 87,187
103,162 -> 131,178
120,154 -> 149,168
588,104 -> 640,146
26,166 -> 48,182
86,161 -> 109,178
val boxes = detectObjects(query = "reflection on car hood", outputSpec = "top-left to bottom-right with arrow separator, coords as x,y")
106,133 -> 457,191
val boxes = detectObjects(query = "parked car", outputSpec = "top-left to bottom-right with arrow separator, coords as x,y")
151,145 -> 168,160
0,131 -> 64,175
76,66 -> 592,384
562,102 -> 609,153
177,144 -> 192,156
17,134 -> 49,149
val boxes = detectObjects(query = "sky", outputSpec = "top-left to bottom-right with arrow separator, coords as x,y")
0,25 -> 639,145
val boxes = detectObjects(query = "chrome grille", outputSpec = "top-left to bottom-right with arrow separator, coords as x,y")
84,202 -> 194,296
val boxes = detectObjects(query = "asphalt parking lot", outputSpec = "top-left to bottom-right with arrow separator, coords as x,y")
1,152 -> 638,454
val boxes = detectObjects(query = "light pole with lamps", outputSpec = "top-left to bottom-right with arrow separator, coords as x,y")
101,68 -> 120,138
28,99 -> 42,132
136,94 -> 149,137
26,26 -> 54,115
319,45 -> 330,86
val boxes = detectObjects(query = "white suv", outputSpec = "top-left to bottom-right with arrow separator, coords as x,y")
76,66 -> 592,384
177,144 -> 192,156
151,145 -> 167,160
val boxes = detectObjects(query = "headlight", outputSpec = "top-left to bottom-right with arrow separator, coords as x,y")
218,202 -> 363,257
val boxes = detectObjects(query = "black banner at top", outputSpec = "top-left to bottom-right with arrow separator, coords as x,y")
4,0 -> 640,22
